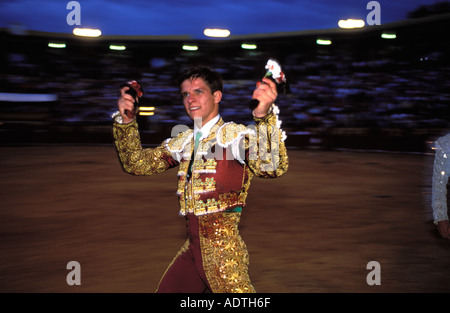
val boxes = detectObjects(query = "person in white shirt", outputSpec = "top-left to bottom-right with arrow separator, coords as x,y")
431,133 -> 450,239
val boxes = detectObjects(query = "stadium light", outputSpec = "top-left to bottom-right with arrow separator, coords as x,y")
316,38 -> 332,45
338,19 -> 365,29
139,106 -> 155,116
241,43 -> 257,50
204,28 -> 230,38
48,42 -> 66,48
381,32 -> 397,39
139,106 -> 155,112
73,28 -> 102,37
182,44 -> 199,51
109,44 -> 126,51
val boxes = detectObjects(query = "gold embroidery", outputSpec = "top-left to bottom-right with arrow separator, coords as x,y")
182,190 -> 245,216
218,192 -> 242,209
193,158 -> 217,174
198,140 -> 213,155
246,112 -> 289,178
113,120 -> 175,176
204,177 -> 216,192
218,194 -> 228,211
166,130 -> 193,153
115,115 -> 288,217
193,178 -> 204,191
196,199 -> 207,215
204,159 -> 217,171
199,213 -> 255,293
217,123 -> 251,148
190,176 -> 217,194
178,162 -> 189,216
193,159 -> 205,169
206,198 -> 218,211
179,195 -> 186,212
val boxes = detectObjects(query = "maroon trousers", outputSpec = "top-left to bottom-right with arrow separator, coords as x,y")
156,214 -> 212,293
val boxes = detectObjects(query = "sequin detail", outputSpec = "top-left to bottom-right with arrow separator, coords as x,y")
113,114 -> 289,216
199,213 -> 255,293
113,120 -> 178,175
247,112 -> 289,177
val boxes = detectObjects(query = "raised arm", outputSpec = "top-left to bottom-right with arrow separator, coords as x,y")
245,106 -> 288,178
112,86 -> 178,175
246,77 -> 288,178
113,120 -> 178,175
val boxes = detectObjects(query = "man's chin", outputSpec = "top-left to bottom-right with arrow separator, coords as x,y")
190,113 -> 203,121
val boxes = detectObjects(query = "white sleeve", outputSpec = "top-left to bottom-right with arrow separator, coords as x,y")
432,139 -> 450,223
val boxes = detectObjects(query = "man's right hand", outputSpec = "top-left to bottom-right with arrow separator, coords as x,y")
117,86 -> 136,124
437,220 -> 450,239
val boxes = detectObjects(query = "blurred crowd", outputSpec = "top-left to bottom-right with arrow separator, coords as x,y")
1,32 -> 450,142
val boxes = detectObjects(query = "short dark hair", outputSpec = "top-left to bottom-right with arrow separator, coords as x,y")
177,65 -> 223,93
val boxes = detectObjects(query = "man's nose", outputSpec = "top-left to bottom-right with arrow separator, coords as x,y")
187,94 -> 196,103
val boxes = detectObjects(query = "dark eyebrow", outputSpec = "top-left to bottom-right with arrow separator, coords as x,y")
180,88 -> 204,95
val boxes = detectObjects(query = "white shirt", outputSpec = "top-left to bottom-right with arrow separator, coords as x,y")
194,114 -> 221,141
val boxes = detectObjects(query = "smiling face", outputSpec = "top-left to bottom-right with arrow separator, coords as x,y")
180,77 -> 222,127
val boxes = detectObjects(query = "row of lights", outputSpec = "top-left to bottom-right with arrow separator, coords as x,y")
70,27 -> 233,38
316,32 -> 397,46
70,21 -> 395,38
48,31 -> 397,50
316,31 -> 397,46
181,43 -> 258,51
48,42 -> 127,50
47,41 -> 259,51
182,31 -> 397,50
49,25 -> 396,50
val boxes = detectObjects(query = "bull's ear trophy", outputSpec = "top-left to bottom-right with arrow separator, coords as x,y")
249,59 -> 288,111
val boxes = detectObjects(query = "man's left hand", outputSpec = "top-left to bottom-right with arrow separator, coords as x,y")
251,77 -> 278,118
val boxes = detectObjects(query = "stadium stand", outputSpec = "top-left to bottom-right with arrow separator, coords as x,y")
0,13 -> 449,152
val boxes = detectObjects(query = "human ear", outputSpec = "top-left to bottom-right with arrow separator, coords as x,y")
213,90 -> 222,104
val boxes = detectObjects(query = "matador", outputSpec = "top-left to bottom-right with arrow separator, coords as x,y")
112,66 -> 289,292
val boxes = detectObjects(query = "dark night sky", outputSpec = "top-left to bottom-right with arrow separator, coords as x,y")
0,0 -> 441,38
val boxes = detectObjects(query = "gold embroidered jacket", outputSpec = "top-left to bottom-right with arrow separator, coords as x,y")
113,108 -> 289,216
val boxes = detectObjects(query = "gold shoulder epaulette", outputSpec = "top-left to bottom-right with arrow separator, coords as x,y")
216,122 -> 255,148
165,129 -> 193,153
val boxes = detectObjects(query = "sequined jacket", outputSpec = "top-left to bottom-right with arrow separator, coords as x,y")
113,107 -> 289,216
432,133 -> 450,223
